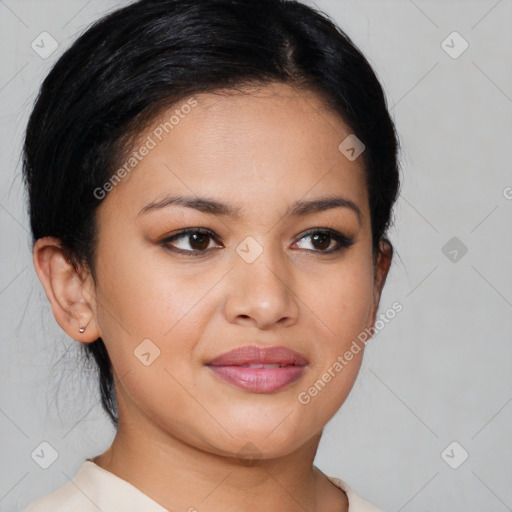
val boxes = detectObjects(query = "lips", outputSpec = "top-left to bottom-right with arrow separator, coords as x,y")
205,345 -> 308,393
207,345 -> 308,367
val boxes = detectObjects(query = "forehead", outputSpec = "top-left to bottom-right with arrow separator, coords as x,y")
100,82 -> 369,223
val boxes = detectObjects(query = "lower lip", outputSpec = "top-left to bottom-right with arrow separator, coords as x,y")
206,365 -> 306,393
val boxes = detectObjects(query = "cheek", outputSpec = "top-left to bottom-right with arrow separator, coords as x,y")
327,271 -> 373,340
92,239 -> 222,398
304,254 -> 374,350
94,236 -> 214,341
294,252 -> 374,404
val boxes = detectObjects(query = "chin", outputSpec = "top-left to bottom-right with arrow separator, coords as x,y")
201,420 -> 317,463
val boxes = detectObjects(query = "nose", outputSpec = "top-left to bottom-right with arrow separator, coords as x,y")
223,243 -> 300,330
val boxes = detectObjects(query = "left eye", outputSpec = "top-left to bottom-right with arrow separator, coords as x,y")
293,229 -> 354,253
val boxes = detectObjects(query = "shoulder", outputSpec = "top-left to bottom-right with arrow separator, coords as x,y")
22,460 -> 168,512
326,475 -> 384,512
22,467 -> 98,512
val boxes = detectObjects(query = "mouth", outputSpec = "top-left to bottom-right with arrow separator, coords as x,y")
205,345 -> 308,393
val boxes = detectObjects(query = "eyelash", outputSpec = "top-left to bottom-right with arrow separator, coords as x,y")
159,227 -> 355,256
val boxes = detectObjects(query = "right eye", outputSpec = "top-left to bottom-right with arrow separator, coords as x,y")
160,228 -> 222,255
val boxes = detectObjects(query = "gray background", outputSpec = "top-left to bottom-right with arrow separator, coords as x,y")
1,0 -> 511,510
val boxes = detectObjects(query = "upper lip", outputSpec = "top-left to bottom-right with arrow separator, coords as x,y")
206,345 -> 308,366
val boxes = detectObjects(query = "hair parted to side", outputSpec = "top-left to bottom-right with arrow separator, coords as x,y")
22,0 -> 401,427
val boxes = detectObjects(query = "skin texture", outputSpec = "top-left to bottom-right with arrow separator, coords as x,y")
33,82 -> 392,512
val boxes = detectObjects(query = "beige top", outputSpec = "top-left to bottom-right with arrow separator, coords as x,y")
24,460 -> 382,511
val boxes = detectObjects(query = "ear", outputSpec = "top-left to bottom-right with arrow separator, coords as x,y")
366,239 -> 393,331
32,236 -> 100,343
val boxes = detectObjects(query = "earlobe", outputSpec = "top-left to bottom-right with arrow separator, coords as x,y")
32,237 -> 100,343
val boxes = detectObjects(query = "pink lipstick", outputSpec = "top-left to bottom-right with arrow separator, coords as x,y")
205,345 -> 308,393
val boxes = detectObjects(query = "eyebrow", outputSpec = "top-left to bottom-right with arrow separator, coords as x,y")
137,194 -> 362,226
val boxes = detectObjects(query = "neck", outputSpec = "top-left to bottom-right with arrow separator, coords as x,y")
92,399 -> 347,512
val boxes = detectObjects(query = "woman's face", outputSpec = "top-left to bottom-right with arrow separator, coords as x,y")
88,82 -> 390,459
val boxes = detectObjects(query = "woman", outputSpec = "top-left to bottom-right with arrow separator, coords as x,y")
22,0 -> 400,510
